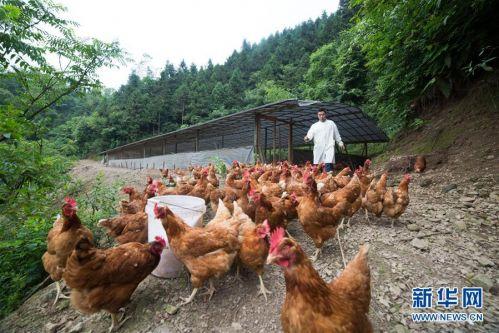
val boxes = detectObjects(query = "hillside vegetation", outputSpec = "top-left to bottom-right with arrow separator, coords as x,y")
376,73 -> 499,175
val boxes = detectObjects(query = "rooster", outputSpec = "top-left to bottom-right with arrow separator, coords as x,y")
296,173 -> 348,261
188,169 -> 211,202
42,198 -> 93,305
98,211 -> 149,244
332,166 -> 352,188
99,184 -> 156,244
362,172 -> 388,222
383,174 -> 412,227
357,160 -> 374,197
267,228 -> 372,333
250,190 -> 289,232
207,164 -> 219,187
321,171 -> 363,229
414,155 -> 426,173
63,236 -> 166,332
119,183 -> 156,214
232,203 -> 271,300
236,176 -> 256,220
154,203 -> 240,305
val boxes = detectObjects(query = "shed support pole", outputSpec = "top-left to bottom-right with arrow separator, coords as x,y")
288,120 -> 293,163
264,128 -> 268,163
195,130 -> 199,152
143,146 -> 146,158
273,120 -> 276,164
174,135 -> 177,154
221,135 -> 224,148
163,140 -> 167,155
254,115 -> 261,162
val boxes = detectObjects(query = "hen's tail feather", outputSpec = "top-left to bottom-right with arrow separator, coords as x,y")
98,218 -> 109,226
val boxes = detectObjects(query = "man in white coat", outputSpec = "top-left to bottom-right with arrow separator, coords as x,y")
304,108 -> 344,173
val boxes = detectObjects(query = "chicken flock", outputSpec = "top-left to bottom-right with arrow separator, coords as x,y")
42,159 -> 412,332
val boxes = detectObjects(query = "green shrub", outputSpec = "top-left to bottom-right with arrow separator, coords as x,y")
210,156 -> 228,175
0,160 -> 123,318
0,138 -> 73,317
352,0 -> 497,133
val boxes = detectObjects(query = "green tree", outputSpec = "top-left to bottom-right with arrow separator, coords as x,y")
0,0 -> 124,317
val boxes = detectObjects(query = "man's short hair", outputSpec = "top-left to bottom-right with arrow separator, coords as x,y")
318,108 -> 327,114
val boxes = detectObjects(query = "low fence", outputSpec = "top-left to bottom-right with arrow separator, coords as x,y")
107,146 -> 254,169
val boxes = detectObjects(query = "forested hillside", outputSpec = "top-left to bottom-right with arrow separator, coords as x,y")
40,1 -> 357,155
0,0 -> 497,319
45,0 -> 497,156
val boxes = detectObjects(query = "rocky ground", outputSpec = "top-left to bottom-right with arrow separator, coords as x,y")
0,158 -> 497,333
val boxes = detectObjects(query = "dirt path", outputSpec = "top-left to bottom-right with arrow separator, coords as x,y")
1,160 -> 497,333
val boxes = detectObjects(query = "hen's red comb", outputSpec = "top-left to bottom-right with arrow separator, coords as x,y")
64,197 -> 77,207
154,236 -> 167,248
269,227 -> 285,253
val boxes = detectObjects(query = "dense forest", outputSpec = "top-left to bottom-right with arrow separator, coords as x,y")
0,0 -> 497,318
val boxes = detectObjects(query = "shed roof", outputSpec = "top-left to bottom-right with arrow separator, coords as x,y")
101,99 -> 388,154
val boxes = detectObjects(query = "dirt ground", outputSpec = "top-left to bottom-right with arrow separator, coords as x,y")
0,158 -> 497,333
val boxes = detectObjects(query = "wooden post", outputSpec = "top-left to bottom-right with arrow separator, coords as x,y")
143,146 -> 146,158
221,135 -> 224,148
364,142 -> 368,157
195,130 -> 199,152
264,127 -> 268,163
288,120 -> 293,163
277,124 -> 281,161
174,135 -> 178,153
272,119 -> 277,164
163,140 -> 167,155
254,115 -> 261,162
